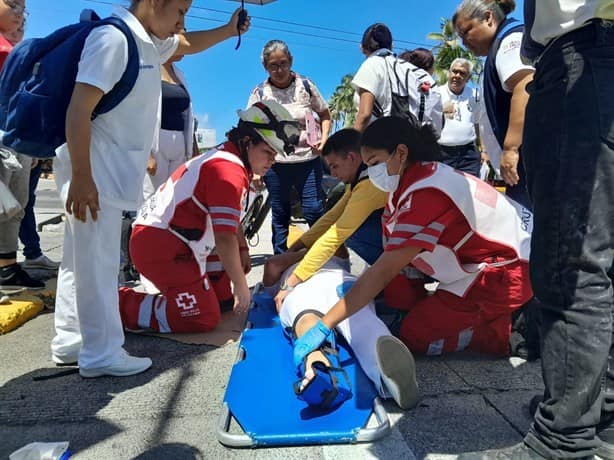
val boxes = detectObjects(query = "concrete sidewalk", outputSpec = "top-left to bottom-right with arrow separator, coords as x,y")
0,178 -> 544,460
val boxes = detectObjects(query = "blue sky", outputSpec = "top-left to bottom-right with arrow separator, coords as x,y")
25,0 -> 524,143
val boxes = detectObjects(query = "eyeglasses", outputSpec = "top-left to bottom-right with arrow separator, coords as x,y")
3,0 -> 27,17
266,61 -> 290,72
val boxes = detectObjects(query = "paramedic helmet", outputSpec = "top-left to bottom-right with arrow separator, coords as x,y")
238,101 -> 300,156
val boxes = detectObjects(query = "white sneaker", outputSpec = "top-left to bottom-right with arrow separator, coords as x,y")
79,351 -> 152,378
22,255 -> 61,270
52,352 -> 79,366
376,335 -> 420,410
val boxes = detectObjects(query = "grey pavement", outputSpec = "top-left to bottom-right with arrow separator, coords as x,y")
0,178 -> 544,459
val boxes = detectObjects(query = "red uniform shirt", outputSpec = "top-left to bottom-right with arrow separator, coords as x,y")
0,35 -> 13,70
167,142 -> 249,234
383,162 -> 519,265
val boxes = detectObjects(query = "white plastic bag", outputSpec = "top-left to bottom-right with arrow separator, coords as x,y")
0,179 -> 22,220
9,442 -> 70,460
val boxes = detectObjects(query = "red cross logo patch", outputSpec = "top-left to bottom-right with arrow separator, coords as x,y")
176,292 -> 197,311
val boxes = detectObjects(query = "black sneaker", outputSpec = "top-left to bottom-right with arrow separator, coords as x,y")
510,298 -> 541,361
0,263 -> 45,290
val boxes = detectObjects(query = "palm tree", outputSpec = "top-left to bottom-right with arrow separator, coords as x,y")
328,74 -> 357,130
428,18 -> 482,85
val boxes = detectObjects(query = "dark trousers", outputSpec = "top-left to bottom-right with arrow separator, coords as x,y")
440,143 -> 481,178
264,158 -> 324,254
522,20 -> 614,458
18,162 -> 42,260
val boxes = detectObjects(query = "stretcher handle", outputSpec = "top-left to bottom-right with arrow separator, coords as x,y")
355,397 -> 391,442
217,402 -> 255,447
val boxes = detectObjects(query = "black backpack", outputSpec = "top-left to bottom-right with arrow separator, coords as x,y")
372,55 -> 432,127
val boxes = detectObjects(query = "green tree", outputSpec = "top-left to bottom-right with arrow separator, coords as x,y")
428,18 -> 482,85
328,74 -> 357,130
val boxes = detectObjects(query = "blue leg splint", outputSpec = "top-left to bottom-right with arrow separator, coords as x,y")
294,349 -> 353,409
217,285 -> 390,447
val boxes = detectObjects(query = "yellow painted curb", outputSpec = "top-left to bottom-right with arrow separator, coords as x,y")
0,297 -> 44,334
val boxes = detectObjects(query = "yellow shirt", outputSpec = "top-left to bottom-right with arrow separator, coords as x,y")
294,177 -> 387,281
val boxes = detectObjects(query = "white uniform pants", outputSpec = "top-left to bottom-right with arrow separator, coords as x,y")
143,129 -> 187,200
279,268 -> 390,396
51,199 -> 124,369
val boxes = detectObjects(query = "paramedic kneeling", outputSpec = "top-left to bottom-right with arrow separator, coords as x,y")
119,101 -> 298,333
275,128 -> 387,309
293,115 -> 534,365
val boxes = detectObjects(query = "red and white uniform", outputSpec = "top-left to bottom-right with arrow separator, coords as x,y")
384,162 -> 533,356
119,143 -> 249,333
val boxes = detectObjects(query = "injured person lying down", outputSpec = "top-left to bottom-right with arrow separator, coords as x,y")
263,250 -> 419,411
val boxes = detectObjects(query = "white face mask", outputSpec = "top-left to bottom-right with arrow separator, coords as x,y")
368,159 -> 400,193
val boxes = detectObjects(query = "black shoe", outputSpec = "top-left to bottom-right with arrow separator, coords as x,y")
598,439 -> 614,460
598,420 -> 614,459
510,298 -> 541,361
458,442 -> 546,459
0,263 -> 45,290
529,397 -> 614,459
219,298 -> 234,313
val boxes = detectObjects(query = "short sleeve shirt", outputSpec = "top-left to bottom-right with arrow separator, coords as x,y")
170,143 -> 248,234
247,74 -> 329,163
477,32 -> 534,170
383,164 -> 518,265
351,50 -> 424,126
76,26 -> 129,94
436,84 -> 479,146
495,32 -> 534,92
54,6 -> 179,211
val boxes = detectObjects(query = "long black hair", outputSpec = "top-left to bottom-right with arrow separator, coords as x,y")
360,116 -> 443,163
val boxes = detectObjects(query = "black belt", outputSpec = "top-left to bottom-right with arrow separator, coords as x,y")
440,142 -> 475,154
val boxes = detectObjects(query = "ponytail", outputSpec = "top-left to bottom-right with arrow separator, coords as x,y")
361,23 -> 393,54
361,116 -> 443,163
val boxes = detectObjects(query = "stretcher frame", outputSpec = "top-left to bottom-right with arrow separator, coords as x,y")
217,283 -> 391,448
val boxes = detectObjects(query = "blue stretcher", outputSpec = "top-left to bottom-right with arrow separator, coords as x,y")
217,284 -> 390,447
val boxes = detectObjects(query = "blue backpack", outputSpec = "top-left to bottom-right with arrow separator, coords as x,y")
0,10 -> 140,158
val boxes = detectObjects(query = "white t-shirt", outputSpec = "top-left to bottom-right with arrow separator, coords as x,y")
54,6 -> 179,210
352,49 -> 442,134
436,84 -> 479,147
351,50 -> 420,124
478,32 -> 534,170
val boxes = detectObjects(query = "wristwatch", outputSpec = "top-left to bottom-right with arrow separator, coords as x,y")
280,280 -> 295,292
